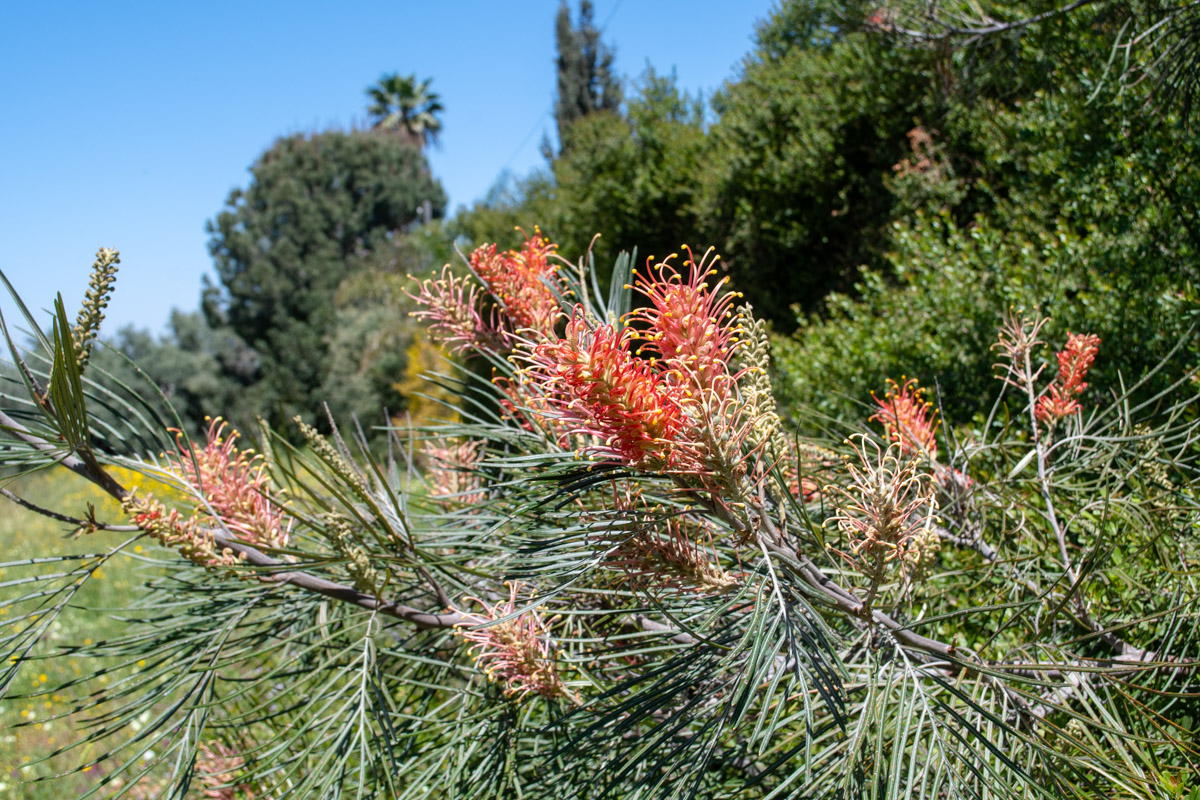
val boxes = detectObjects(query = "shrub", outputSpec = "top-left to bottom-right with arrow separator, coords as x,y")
0,242 -> 1197,798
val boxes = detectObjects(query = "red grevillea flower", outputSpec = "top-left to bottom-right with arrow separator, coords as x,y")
168,417 -> 292,551
470,232 -> 563,337
1035,332 -> 1101,424
870,377 -> 940,458
520,307 -> 687,468
626,247 -> 742,396
454,582 -> 567,700
407,265 -> 502,353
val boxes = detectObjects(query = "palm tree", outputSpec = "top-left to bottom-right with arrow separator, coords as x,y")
365,73 -> 444,148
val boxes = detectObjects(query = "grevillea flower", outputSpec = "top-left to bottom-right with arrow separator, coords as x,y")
470,232 -> 564,338
407,265 -> 503,353
122,492 -> 240,569
518,307 -> 687,468
124,419 -> 290,568
627,248 -> 742,397
195,740 -> 261,800
785,442 -> 838,503
454,582 -> 567,700
423,437 -> 486,505
167,418 -> 292,551
827,436 -> 938,579
1035,332 -> 1101,424
602,485 -> 737,594
870,377 -> 940,458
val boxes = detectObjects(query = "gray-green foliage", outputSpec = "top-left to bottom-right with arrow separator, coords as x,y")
0,244 -> 1198,798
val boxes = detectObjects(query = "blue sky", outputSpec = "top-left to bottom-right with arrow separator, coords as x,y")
0,1 -> 776,336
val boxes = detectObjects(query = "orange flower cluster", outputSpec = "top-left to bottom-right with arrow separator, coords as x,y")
870,378 -> 940,458
169,418 -> 292,551
410,235 -> 758,488
627,248 -> 742,397
522,310 -> 687,468
1035,332 -> 1101,424
408,233 -> 563,353
454,582 -> 567,700
469,232 -> 563,337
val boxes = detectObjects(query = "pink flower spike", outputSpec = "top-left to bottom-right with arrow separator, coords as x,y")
169,417 -> 292,552
827,435 -> 938,577
407,265 -> 503,353
454,582 -> 568,700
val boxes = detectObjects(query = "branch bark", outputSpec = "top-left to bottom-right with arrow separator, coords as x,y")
0,409 -> 471,631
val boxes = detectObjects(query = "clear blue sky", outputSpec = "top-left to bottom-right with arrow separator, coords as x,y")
0,1 -> 776,336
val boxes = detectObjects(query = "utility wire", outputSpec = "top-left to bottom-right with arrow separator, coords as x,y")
498,0 -> 626,173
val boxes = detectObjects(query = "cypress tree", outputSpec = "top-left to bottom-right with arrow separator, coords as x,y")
553,0 -> 622,151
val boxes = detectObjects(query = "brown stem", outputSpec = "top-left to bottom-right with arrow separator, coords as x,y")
0,487 -> 140,532
0,409 -> 469,631
881,0 -> 1099,44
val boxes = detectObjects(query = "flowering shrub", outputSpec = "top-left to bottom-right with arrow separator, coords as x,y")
0,241 -> 1197,798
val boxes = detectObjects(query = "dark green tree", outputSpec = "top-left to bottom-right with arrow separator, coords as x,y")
90,311 -> 260,438
698,0 -> 937,324
365,73 -> 445,148
552,0 -> 622,151
204,130 -> 446,430
547,69 -> 707,271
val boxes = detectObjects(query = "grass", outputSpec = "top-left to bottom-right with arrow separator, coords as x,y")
0,466 -> 169,798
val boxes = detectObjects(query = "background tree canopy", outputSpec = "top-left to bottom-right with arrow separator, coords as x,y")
455,0 -> 1199,430
84,0 -> 1200,452
202,129 -> 446,432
